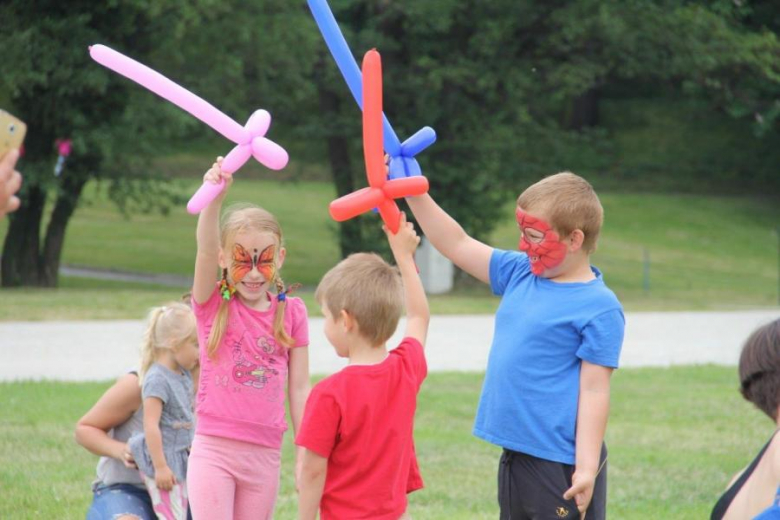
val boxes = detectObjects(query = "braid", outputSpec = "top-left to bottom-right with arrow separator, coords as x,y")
207,298 -> 230,359
272,275 -> 295,348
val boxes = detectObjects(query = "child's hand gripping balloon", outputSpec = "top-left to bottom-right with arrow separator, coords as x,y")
384,212 -> 421,261
202,156 -> 233,202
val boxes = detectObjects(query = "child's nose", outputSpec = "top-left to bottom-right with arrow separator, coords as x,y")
242,266 -> 264,280
252,265 -> 273,281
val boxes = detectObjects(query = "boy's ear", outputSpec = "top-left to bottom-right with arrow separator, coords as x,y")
568,229 -> 585,253
340,309 -> 354,332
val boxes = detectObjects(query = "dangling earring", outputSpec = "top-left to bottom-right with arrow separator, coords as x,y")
219,268 -> 235,301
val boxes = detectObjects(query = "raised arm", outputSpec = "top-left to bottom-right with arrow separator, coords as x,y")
75,373 -> 141,466
385,212 -> 429,346
193,157 -> 232,304
406,194 -> 493,284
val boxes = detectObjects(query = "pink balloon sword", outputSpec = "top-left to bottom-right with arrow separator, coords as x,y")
89,44 -> 288,214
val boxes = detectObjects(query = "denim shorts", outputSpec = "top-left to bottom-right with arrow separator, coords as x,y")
86,483 -> 155,520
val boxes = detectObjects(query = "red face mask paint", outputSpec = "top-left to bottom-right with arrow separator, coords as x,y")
515,208 -> 567,275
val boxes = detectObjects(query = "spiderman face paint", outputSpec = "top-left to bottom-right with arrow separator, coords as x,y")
515,208 -> 568,276
230,243 -> 276,284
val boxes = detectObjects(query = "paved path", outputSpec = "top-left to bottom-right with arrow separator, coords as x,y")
60,265 -> 191,287
1,310 -> 777,381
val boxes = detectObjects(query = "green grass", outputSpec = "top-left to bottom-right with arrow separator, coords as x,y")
492,192 -> 780,310
598,96 -> 780,195
0,277 -> 190,321
0,276 -> 499,320
1,179 -> 778,320
59,179 -> 340,287
0,367 -> 772,518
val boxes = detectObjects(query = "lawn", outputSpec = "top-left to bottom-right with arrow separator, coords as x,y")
0,367 -> 773,519
492,192 -> 780,310
0,276 -> 500,320
1,179 -> 778,321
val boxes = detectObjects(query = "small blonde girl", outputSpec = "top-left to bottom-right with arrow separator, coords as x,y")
186,157 -> 310,519
128,302 -> 199,520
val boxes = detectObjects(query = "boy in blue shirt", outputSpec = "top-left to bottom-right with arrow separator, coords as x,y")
407,172 -> 624,519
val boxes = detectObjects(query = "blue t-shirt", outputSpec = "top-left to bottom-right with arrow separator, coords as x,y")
473,249 -> 625,464
755,487 -> 780,519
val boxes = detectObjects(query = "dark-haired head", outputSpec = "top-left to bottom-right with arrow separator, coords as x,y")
739,319 -> 780,420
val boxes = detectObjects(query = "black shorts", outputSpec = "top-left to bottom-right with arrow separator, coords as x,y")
497,444 -> 608,520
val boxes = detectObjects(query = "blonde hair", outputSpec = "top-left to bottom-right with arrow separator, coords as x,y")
206,204 -> 295,358
139,302 -> 197,384
516,172 -> 604,253
315,252 -> 404,346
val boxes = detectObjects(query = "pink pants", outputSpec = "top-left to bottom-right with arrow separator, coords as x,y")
186,434 -> 281,520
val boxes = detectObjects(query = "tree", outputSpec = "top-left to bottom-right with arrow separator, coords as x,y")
0,0 -> 334,286
0,1 -> 218,287
4,0 -> 778,288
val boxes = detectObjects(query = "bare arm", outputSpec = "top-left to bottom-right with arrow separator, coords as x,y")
193,157 -> 231,304
143,397 -> 167,470
298,448 -> 328,520
564,361 -> 612,518
406,194 -> 493,284
385,213 -> 430,346
143,396 -> 177,490
75,373 -> 141,464
288,346 -> 311,490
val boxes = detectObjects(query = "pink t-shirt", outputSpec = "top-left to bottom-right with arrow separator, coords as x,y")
192,286 -> 309,448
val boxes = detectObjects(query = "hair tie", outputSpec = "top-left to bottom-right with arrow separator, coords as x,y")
277,283 -> 302,303
219,269 -> 235,301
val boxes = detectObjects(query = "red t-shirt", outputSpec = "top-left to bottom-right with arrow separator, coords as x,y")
295,337 -> 427,520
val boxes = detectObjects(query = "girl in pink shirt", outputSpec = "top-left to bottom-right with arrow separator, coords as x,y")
187,157 -> 310,519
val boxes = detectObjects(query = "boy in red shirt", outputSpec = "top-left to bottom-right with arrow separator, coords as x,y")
296,213 -> 429,520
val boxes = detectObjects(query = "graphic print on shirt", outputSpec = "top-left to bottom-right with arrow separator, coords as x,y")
258,335 -> 276,354
256,335 -> 283,402
230,333 -> 279,390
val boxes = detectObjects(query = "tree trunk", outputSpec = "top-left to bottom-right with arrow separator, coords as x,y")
1,185 -> 46,287
316,75 -> 364,258
40,176 -> 88,286
567,87 -> 600,130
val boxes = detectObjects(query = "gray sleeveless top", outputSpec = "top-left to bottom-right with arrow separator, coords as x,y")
94,373 -> 144,487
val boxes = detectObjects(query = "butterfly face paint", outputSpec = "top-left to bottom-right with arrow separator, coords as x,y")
515,208 -> 568,276
230,243 -> 276,283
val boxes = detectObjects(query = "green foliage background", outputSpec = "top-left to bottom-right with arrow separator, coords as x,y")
1,0 -> 778,285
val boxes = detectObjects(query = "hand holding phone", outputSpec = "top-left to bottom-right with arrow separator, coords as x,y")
0,110 -> 26,158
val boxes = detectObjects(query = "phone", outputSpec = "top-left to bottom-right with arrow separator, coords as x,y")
0,109 -> 27,158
